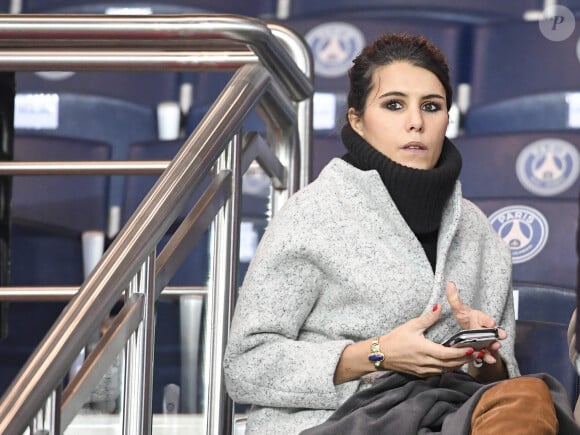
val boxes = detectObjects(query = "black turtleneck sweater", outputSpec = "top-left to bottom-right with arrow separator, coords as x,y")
340,124 -> 462,271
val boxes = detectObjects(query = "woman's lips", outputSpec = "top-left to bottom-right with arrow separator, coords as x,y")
402,141 -> 426,151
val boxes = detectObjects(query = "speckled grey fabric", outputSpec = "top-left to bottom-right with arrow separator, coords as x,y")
224,158 -> 519,434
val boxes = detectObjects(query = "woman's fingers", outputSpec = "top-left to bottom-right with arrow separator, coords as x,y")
446,282 -> 472,328
446,282 -> 503,331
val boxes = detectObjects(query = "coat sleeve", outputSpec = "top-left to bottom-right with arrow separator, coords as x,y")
223,200 -> 360,410
458,200 -> 520,379
476,203 -> 520,379
495,282 -> 520,378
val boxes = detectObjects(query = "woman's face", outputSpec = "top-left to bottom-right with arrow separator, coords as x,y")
348,61 -> 449,170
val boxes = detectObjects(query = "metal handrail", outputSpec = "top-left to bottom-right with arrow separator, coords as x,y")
0,14 -> 311,100
1,63 -> 295,434
0,285 -> 207,301
0,160 -> 171,174
0,13 -> 313,185
0,14 -> 313,435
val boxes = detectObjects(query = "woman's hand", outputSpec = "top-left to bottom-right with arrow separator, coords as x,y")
334,283 -> 509,384
379,304 -> 478,377
334,304 -> 477,384
446,282 -> 507,366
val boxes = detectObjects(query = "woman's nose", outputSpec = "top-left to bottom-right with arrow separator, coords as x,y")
406,108 -> 424,132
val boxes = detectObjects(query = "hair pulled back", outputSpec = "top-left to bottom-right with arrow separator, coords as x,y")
347,33 -> 453,116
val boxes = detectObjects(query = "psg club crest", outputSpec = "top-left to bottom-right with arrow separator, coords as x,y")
515,138 -> 579,196
305,22 -> 365,78
488,205 -> 549,264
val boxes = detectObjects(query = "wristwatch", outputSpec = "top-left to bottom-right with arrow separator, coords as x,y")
368,336 -> 385,369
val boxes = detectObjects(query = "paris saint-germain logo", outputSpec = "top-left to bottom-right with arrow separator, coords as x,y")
488,205 -> 549,264
515,138 -> 579,196
305,22 -> 365,78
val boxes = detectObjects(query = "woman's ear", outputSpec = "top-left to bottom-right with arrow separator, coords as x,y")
347,108 -> 364,137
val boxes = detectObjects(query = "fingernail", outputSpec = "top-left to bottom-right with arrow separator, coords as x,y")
465,348 -> 474,356
476,351 -> 485,359
432,304 -> 439,312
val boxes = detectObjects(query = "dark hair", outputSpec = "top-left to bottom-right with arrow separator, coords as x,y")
347,33 -> 453,116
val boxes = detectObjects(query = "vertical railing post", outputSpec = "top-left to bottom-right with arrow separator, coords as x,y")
28,385 -> 62,435
205,133 -> 242,435
270,23 -> 314,188
48,385 -> 62,435
180,295 -> 204,413
122,251 -> 156,435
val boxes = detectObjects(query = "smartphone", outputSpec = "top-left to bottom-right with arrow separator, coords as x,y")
441,327 -> 500,350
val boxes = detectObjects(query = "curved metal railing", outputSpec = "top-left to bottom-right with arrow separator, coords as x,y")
0,14 -> 313,435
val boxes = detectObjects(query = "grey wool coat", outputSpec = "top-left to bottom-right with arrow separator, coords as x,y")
223,158 -> 519,434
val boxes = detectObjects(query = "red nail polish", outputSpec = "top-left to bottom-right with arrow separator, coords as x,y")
476,351 -> 485,359
465,348 -> 474,356
432,304 -> 439,312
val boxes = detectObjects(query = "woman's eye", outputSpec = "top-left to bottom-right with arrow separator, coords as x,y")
422,102 -> 441,112
385,100 -> 403,111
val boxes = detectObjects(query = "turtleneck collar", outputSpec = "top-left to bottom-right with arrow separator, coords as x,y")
340,123 -> 462,235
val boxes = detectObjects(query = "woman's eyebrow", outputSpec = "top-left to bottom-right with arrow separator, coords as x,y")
378,91 -> 406,99
422,93 -> 445,101
378,91 -> 445,100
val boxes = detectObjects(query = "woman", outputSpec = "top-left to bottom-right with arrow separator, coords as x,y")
224,33 -> 576,434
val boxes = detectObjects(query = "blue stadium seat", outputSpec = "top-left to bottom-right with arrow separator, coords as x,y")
283,0 -> 542,23
464,93 -> 580,135
0,301 -> 68,396
310,134 -> 346,181
16,0 -> 276,112
15,93 -> 156,161
515,283 -> 576,324
16,71 -> 181,110
558,0 -> 580,16
464,19 -> 580,135
0,134 -> 111,398
515,319 -> 580,407
474,199 -> 577,290
21,0 -> 277,16
294,16 -> 466,91
11,134 -> 111,285
454,132 -> 580,200
468,20 -> 580,105
16,3 -> 210,110
453,132 -> 579,289
15,92 -> 157,235
15,2 -> 185,110
447,132 -> 579,402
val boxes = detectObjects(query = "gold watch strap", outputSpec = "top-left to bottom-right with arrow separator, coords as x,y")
368,336 -> 385,369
